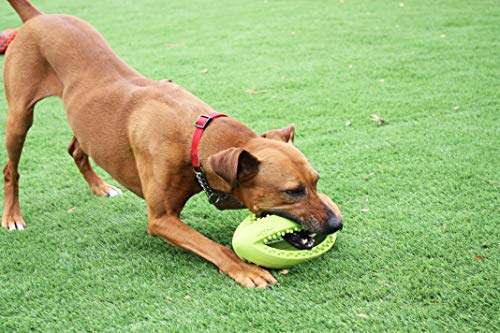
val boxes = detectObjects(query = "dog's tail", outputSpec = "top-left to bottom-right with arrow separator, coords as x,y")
7,0 -> 42,23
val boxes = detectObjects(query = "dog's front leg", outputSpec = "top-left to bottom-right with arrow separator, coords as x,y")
148,213 -> 277,288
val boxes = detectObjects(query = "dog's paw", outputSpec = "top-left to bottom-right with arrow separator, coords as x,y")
222,262 -> 278,288
2,215 -> 26,231
105,187 -> 123,197
91,183 -> 123,198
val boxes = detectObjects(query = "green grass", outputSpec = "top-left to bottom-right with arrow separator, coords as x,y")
0,0 -> 498,331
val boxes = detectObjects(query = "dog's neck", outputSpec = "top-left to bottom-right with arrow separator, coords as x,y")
195,116 -> 257,208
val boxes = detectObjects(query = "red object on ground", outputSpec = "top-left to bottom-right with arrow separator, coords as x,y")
0,29 -> 17,54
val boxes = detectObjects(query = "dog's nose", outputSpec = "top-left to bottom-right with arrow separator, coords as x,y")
324,215 -> 343,234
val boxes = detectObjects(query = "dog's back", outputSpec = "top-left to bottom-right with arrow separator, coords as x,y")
6,14 -> 141,96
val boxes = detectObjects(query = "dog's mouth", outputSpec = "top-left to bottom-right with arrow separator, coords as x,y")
282,230 -> 316,250
260,211 -> 316,250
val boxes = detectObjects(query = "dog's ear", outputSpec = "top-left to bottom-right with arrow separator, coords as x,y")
261,124 -> 295,144
208,148 -> 260,188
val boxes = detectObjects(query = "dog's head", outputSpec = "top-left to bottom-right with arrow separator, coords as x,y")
208,124 -> 343,240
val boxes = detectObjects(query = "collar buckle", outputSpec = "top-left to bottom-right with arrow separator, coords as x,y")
194,114 -> 213,129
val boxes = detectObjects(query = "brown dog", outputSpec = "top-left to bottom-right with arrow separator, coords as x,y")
2,0 -> 343,288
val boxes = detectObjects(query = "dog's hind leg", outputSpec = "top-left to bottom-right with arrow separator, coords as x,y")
2,103 -> 34,230
1,85 -> 54,230
67,136 -> 122,197
1,25 -> 64,230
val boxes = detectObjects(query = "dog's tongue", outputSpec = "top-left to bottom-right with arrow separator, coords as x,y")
283,230 -> 315,250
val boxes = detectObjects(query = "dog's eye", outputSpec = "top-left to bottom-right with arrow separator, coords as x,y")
283,187 -> 306,198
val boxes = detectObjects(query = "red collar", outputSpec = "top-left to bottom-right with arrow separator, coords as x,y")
190,112 -> 243,207
191,112 -> 228,171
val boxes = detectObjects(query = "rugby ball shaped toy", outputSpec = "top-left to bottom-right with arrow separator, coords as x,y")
232,214 -> 337,269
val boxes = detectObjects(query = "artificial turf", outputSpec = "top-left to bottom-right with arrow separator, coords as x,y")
0,0 -> 498,331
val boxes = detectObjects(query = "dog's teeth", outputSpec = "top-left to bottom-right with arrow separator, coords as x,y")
300,238 -> 308,245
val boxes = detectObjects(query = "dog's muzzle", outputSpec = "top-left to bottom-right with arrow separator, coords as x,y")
324,215 -> 343,234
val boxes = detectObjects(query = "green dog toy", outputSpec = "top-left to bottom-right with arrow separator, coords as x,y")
232,214 -> 337,269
